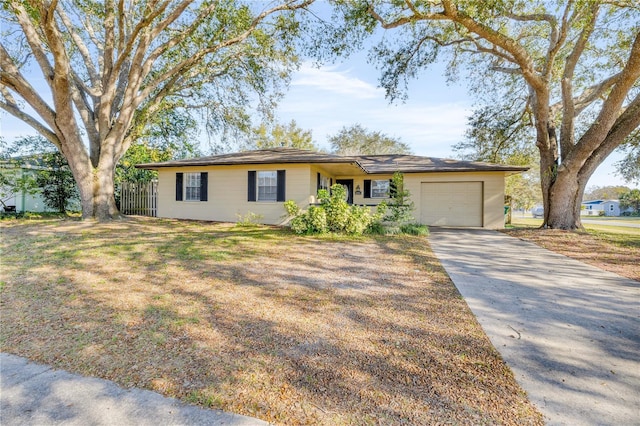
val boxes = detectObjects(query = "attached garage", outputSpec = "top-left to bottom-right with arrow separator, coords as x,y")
420,182 -> 483,227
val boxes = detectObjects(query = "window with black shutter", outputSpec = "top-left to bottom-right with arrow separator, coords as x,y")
248,171 -> 256,202
276,170 -> 286,202
176,173 -> 183,201
200,172 -> 208,201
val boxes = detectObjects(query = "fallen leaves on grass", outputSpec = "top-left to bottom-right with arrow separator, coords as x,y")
504,228 -> 639,282
1,217 -> 543,425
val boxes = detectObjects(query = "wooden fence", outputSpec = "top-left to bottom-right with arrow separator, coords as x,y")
120,180 -> 158,217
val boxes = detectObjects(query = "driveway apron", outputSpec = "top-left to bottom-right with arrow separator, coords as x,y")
427,228 -> 640,426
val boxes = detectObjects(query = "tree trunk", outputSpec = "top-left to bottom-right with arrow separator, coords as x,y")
68,152 -> 120,221
545,168 -> 583,229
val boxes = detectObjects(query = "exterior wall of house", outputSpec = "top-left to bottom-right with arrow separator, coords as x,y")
157,164 -> 313,224
403,172 -> 506,229
0,168 -> 55,213
581,201 -> 622,217
307,170 -> 506,228
329,174 -> 395,206
603,201 -> 620,216
156,166 -> 508,228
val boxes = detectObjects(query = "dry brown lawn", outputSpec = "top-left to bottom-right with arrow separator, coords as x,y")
1,217 -> 542,425
503,222 -> 639,282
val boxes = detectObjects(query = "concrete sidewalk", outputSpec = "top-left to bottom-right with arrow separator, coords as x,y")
428,228 -> 640,426
0,353 -> 268,425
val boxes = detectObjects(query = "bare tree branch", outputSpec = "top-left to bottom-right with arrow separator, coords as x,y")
9,1 -> 54,87
0,86 -> 59,147
56,4 -> 100,88
0,44 -> 57,130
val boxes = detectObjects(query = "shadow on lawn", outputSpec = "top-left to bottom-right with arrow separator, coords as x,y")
0,218 -> 542,425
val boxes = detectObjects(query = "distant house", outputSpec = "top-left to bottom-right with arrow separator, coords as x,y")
0,155 -> 80,213
581,199 -> 629,217
137,148 -> 527,229
0,156 -> 50,213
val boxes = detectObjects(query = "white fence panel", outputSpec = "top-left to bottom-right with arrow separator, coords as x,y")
120,180 -> 158,217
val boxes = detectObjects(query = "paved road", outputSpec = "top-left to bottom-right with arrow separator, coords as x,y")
428,228 -> 640,426
0,353 -> 268,425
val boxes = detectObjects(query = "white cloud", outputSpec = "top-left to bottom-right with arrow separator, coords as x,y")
291,63 -> 383,99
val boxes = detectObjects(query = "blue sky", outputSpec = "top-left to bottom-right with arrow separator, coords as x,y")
273,55 -> 634,190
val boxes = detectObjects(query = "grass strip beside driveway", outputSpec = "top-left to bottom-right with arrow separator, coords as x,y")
0,217 -> 542,425
505,217 -> 639,282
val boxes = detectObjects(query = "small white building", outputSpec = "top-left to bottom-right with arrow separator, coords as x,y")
1,159 -> 50,213
0,156 -> 80,213
581,199 -> 626,217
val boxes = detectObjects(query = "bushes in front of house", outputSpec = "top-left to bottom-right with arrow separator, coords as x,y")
285,185 -> 384,235
284,174 -> 429,237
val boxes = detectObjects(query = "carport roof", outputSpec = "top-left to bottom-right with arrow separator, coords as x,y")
136,148 -> 529,174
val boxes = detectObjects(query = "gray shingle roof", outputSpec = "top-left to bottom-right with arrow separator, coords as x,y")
136,147 -> 528,173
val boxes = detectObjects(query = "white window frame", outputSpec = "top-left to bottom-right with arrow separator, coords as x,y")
184,172 -> 201,201
371,179 -> 390,198
257,171 -> 278,202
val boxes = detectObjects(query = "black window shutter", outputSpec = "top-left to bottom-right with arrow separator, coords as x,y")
389,179 -> 397,198
330,178 -> 333,187
247,171 -> 256,202
363,180 -> 371,199
200,172 -> 208,201
317,172 -> 321,191
176,173 -> 183,201
277,170 -> 286,202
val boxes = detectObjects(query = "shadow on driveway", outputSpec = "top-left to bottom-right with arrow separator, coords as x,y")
428,228 -> 640,426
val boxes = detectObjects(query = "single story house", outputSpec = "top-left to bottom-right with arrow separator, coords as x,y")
581,199 -> 629,217
137,148 -> 527,229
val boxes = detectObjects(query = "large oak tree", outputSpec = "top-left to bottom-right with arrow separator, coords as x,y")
326,0 -> 640,229
0,0 -> 313,220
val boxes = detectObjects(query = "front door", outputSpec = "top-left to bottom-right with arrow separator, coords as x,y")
335,179 -> 354,204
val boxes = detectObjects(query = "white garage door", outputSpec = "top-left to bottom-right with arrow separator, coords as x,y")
420,182 -> 483,227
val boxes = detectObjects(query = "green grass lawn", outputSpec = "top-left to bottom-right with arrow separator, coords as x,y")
510,216 -> 640,238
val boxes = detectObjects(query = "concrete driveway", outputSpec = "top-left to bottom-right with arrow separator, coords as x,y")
428,228 -> 640,426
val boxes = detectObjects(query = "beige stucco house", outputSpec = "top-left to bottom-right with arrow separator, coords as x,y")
137,148 -> 527,229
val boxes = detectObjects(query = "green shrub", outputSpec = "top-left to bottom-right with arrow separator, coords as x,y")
285,184 -> 380,235
236,211 -> 264,227
366,221 -> 386,235
284,200 -> 301,217
400,223 -> 429,236
306,206 -> 328,233
384,172 -> 415,224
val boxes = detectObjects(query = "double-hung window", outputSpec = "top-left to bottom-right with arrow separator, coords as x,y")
175,172 -> 208,201
257,171 -> 278,202
185,173 -> 201,201
363,179 -> 393,199
371,179 -> 390,198
248,170 -> 286,202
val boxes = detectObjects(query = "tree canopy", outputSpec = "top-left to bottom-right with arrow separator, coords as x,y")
619,188 -> 640,213
323,0 -> 640,229
329,124 -> 412,155
1,0 -> 314,219
246,119 -> 319,151
615,130 -> 640,185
